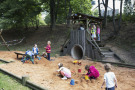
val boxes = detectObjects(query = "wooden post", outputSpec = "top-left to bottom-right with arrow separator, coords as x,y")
0,30 -> 10,51
22,75 -> 29,86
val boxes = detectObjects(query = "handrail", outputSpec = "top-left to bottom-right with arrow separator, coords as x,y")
86,30 -> 101,51
86,30 -> 103,56
61,32 -> 70,50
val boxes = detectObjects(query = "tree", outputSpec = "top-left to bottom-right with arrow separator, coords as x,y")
98,0 -> 101,17
0,0 -> 42,30
119,0 -> 123,30
103,0 -> 108,28
113,0 -> 116,34
50,0 -> 55,30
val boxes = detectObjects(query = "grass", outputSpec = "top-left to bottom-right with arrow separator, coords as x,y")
0,71 -> 31,90
0,61 -> 4,64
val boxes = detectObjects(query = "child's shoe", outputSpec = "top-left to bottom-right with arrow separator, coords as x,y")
61,76 -> 67,80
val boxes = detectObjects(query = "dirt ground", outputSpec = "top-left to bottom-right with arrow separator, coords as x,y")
0,51 -> 135,90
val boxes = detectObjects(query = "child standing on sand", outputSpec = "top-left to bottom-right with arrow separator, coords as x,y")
45,41 -> 51,60
101,63 -> 117,90
32,44 -> 39,58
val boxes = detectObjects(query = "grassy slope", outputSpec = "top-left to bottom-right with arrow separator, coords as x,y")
0,23 -> 135,56
0,25 -> 70,56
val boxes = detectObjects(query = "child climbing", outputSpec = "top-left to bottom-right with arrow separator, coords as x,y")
91,25 -> 96,40
85,65 -> 99,79
32,44 -> 39,58
96,25 -> 100,41
44,41 -> 51,60
23,50 -> 34,64
101,63 -> 117,90
57,63 -> 71,80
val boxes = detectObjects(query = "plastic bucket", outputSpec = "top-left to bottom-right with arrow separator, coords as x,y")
70,79 -> 75,85
85,75 -> 89,80
78,69 -> 81,73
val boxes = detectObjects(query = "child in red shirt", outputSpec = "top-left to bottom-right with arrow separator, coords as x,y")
44,41 -> 51,60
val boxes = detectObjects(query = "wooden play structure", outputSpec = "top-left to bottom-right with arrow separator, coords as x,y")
60,13 -> 103,60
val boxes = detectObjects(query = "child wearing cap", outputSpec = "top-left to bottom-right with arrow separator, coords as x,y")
101,63 -> 117,90
85,65 -> 99,79
57,63 -> 71,80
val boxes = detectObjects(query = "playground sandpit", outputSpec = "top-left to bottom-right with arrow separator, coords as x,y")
0,51 -> 135,90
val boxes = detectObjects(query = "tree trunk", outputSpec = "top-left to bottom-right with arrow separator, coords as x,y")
98,0 -> 101,17
35,19 -> 39,30
113,0 -> 116,34
103,0 -> 108,28
55,0 -> 60,21
65,0 -> 67,24
50,0 -> 55,30
119,0 -> 123,30
67,0 -> 72,27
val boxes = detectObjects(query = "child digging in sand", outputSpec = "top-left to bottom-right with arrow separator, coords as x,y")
85,65 -> 99,80
57,63 -> 71,80
44,41 -> 51,61
101,63 -> 117,90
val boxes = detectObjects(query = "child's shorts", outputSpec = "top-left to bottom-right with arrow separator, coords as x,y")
61,71 -> 71,78
105,86 -> 115,90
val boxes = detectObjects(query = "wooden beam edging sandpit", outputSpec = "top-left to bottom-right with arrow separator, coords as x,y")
0,68 -> 48,90
94,60 -> 135,69
0,59 -> 11,63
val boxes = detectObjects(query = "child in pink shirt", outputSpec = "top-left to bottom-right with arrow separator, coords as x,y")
44,41 -> 51,60
97,25 -> 100,41
85,65 -> 99,79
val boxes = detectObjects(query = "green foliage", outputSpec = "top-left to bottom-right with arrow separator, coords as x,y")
0,0 -> 42,29
122,14 -> 135,22
70,0 -> 92,15
92,9 -> 99,17
44,14 -> 50,25
124,0 -> 135,15
44,0 -> 92,25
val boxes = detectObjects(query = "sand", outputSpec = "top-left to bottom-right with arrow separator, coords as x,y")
0,51 -> 135,90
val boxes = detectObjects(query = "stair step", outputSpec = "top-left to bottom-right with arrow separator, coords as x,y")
104,55 -> 113,58
100,47 -> 110,52
101,52 -> 114,55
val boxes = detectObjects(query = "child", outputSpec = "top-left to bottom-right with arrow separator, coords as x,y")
85,65 -> 99,79
42,52 -> 47,58
44,41 -> 51,60
23,50 -> 34,64
57,63 -> 71,80
101,63 -> 117,90
32,44 -> 39,58
96,25 -> 100,41
91,25 -> 96,40
78,24 -> 85,30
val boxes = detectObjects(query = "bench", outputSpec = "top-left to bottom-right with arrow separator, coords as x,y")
14,52 -> 26,59
14,52 -> 40,59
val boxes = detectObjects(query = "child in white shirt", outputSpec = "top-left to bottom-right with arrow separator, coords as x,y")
101,63 -> 117,90
57,63 -> 71,80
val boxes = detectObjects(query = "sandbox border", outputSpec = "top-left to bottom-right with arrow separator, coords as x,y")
0,59 -> 48,90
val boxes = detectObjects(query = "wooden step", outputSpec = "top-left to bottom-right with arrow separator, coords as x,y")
101,52 -> 114,55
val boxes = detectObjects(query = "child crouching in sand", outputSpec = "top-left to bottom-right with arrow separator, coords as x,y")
85,65 -> 99,80
101,63 -> 117,90
57,63 -> 71,80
